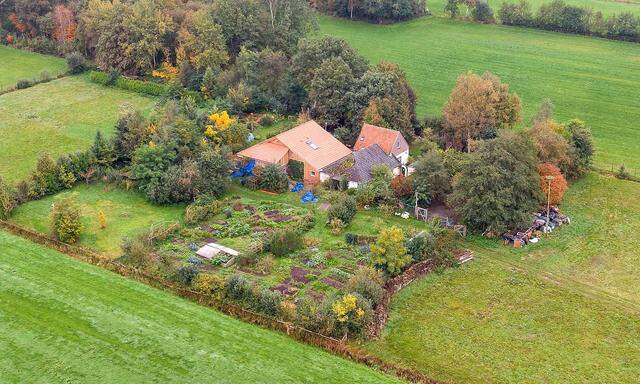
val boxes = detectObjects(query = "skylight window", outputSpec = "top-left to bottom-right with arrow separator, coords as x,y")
306,139 -> 319,150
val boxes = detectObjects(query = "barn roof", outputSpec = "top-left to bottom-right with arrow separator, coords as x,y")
321,144 -> 400,183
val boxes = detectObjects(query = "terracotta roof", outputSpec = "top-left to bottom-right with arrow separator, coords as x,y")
321,144 -> 400,183
353,123 -> 409,157
238,140 -> 289,164
274,120 -> 352,169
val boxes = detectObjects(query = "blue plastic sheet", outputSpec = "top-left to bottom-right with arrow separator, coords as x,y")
301,191 -> 318,203
231,159 -> 256,178
290,181 -> 304,193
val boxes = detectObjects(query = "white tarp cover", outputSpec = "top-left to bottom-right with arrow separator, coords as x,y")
196,243 -> 240,259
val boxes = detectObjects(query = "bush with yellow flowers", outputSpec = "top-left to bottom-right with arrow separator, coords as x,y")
330,293 -> 372,338
205,111 -> 235,144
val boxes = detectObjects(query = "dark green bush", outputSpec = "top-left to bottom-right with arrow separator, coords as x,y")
327,196 -> 357,225
268,230 -> 303,257
259,164 -> 289,193
88,70 -> 168,96
254,289 -> 283,316
224,274 -> 253,302
15,79 -> 32,89
174,265 -> 199,286
66,52 -> 87,74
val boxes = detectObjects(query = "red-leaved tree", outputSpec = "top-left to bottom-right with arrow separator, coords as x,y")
538,163 -> 568,205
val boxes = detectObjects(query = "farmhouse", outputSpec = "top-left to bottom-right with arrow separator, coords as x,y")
354,123 -> 410,165
237,120 -> 352,185
319,144 -> 401,188
238,120 -> 411,187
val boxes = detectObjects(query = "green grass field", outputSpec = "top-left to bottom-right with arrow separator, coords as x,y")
364,173 -> 640,383
427,0 -> 640,17
0,231 -> 401,383
319,15 -> 640,171
0,46 -> 67,90
366,255 -> 640,383
0,75 -> 156,184
10,183 -> 184,257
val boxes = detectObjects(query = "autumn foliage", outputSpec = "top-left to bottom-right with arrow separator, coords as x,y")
538,163 -> 568,205
53,5 -> 77,43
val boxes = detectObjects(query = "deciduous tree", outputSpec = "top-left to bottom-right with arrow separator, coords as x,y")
449,131 -> 542,233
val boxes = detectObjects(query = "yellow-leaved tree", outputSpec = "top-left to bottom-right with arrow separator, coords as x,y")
370,226 -> 411,276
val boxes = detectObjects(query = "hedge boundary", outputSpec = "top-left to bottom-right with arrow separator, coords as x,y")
0,220 -> 443,384
88,71 -> 167,97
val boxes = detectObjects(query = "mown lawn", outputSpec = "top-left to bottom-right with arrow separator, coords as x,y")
366,255 -> 640,384
364,173 -> 640,383
0,231 -> 402,383
0,46 -> 67,90
0,75 -> 156,184
319,15 -> 640,171
473,172 -> 640,305
10,183 -> 184,258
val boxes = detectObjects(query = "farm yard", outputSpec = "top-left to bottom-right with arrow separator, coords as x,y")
2,0 -> 640,382
0,45 -> 67,90
0,231 -> 401,384
0,74 -> 156,184
318,15 -> 640,171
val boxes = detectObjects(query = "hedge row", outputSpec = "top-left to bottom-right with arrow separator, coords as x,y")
499,0 -> 640,43
88,71 -> 167,96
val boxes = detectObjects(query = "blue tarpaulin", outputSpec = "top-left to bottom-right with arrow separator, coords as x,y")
290,182 -> 304,193
301,191 -> 318,203
231,159 -> 256,178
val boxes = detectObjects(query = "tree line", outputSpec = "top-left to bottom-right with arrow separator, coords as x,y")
444,0 -> 640,42
310,0 -> 427,23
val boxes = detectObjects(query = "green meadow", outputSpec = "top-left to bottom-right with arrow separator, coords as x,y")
10,183 -> 185,257
0,231 -> 401,383
0,45 -> 67,90
319,15 -> 640,171
0,75 -> 156,184
364,173 -> 640,383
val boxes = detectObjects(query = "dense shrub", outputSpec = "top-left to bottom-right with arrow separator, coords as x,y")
259,164 -> 289,193
174,265 -> 199,286
192,273 -> 225,297
330,293 -> 373,338
88,71 -> 167,96
66,52 -> 87,74
327,196 -> 357,225
268,230 -> 303,257
254,289 -> 284,316
473,2 -> 496,23
224,274 -> 253,302
499,0 -> 534,26
15,79 -> 32,89
50,198 -> 83,244
345,267 -> 386,307
184,198 -> 223,225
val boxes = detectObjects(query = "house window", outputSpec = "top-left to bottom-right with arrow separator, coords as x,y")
310,170 -> 316,176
